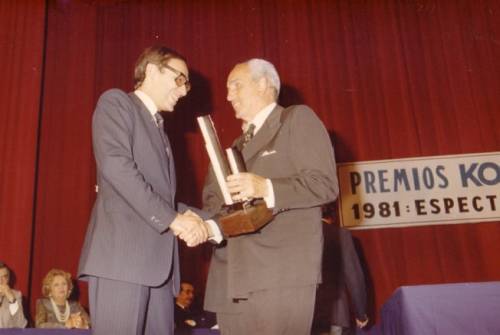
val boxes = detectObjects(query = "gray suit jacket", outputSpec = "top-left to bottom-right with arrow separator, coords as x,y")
203,105 -> 339,313
0,290 -> 27,328
78,89 -> 181,289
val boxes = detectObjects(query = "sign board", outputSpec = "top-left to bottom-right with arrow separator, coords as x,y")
337,152 -> 499,229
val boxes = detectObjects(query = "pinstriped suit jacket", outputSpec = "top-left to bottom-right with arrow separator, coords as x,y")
203,104 -> 339,313
78,89 -> 180,290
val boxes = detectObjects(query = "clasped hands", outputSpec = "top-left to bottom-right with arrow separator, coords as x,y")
171,173 -> 267,247
0,283 -> 15,303
65,312 -> 88,329
170,210 -> 212,247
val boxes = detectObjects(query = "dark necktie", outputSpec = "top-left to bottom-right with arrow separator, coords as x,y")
154,112 -> 164,130
242,123 -> 255,147
154,112 -> 170,158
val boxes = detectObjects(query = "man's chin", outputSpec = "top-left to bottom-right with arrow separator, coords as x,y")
161,105 -> 175,112
234,110 -> 245,120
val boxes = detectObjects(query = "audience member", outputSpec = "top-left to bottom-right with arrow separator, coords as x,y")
0,262 -> 27,328
322,210 -> 369,335
175,282 -> 196,329
35,268 -> 90,329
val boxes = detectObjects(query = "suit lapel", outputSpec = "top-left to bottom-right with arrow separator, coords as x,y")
242,105 -> 284,164
129,93 -> 173,187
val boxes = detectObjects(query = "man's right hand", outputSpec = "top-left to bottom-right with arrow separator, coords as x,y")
0,283 -> 15,303
170,212 -> 210,247
356,316 -> 369,328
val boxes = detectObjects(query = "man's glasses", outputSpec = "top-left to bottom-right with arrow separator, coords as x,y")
163,64 -> 191,92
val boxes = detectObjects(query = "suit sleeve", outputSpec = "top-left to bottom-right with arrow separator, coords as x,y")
271,106 -> 339,209
93,90 -> 178,233
177,202 -> 211,220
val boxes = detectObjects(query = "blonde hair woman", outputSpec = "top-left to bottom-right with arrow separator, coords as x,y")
35,269 -> 90,329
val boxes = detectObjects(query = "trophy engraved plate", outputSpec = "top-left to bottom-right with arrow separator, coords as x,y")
197,115 -> 273,237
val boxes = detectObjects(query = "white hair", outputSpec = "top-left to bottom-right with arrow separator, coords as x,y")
246,58 -> 281,98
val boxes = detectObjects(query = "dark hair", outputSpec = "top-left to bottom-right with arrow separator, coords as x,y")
0,261 -> 10,276
133,46 -> 186,89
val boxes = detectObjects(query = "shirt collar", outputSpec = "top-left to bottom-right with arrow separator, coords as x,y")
245,102 -> 277,135
134,89 -> 158,123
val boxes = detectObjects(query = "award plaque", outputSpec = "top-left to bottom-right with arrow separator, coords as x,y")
197,115 -> 273,237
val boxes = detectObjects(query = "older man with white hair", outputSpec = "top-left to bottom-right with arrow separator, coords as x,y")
202,58 -> 339,335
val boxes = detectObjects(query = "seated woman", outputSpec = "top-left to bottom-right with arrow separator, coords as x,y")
35,268 -> 90,329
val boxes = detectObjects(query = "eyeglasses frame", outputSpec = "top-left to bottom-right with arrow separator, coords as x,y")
162,63 -> 191,92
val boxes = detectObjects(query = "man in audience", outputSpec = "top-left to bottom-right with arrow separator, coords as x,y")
0,262 -> 27,328
322,207 -> 369,335
174,282 -> 196,329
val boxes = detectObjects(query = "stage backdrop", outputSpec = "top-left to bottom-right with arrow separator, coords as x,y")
1,0 -> 499,324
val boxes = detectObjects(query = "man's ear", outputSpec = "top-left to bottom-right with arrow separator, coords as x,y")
145,63 -> 159,79
257,77 -> 268,93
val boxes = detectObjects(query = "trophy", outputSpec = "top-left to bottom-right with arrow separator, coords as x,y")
197,115 -> 273,237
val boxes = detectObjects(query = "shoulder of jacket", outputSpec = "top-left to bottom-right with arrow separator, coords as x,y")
100,88 -> 128,99
97,89 -> 133,107
36,298 -> 50,307
13,289 -> 23,298
281,104 -> 317,123
94,89 -> 138,122
69,300 -> 82,307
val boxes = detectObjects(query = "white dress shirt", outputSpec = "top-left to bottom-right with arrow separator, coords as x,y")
134,89 -> 158,123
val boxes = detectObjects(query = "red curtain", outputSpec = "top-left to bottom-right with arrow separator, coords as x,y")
1,0 -> 499,323
0,0 -> 46,295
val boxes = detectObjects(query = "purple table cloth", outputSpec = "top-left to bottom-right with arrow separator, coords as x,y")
0,329 -> 218,335
380,282 -> 500,335
0,331 -> 89,335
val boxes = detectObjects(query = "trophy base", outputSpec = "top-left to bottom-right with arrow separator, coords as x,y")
219,200 -> 273,237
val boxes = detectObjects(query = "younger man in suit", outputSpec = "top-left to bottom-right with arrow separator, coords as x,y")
78,46 -> 209,335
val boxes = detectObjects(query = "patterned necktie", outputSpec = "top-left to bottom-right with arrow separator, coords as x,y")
242,123 -> 255,147
154,113 -> 170,158
154,112 -> 164,130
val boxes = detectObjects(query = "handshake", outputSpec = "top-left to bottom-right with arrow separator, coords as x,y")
170,210 -> 213,247
170,172 -> 272,247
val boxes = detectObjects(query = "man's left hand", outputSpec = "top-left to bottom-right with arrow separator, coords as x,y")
226,173 -> 268,201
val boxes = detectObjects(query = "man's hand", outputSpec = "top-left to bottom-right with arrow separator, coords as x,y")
170,212 -> 209,247
226,172 -> 268,201
0,283 -> 15,303
183,210 -> 214,239
356,316 -> 369,328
